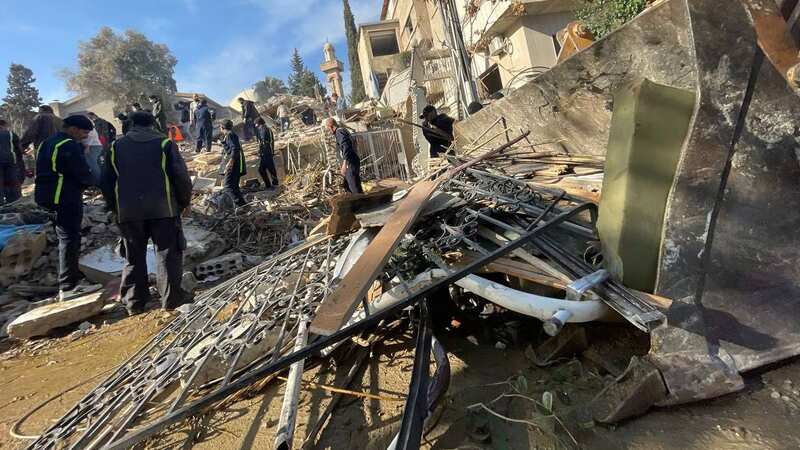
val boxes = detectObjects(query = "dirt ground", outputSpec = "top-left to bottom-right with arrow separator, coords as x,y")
0,309 -> 799,450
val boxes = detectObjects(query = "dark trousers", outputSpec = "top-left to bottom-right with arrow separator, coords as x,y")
258,153 -> 278,187
243,118 -> 256,141
119,218 -> 184,310
196,126 -> 212,153
343,162 -> 363,194
0,163 -> 20,205
224,170 -> 246,206
55,203 -> 83,291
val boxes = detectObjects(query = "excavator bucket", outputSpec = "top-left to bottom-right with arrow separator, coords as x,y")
454,0 -> 800,418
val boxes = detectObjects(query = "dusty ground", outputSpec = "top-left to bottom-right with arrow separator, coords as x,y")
0,310 -> 799,450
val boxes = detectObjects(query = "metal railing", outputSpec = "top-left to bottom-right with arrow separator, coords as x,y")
353,128 -> 411,182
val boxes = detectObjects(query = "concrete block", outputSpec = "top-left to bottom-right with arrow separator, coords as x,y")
590,356 -> 667,423
598,78 -> 695,292
194,253 -> 245,281
7,291 -> 106,339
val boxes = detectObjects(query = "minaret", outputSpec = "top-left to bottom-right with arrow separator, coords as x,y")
320,41 -> 344,98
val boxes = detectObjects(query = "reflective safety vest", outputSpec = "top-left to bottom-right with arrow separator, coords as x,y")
50,138 -> 72,205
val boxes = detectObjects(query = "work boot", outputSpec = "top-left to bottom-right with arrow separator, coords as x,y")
59,282 -> 103,302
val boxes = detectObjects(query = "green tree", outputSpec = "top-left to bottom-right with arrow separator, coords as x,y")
253,76 -> 288,101
343,0 -> 366,103
576,0 -> 648,39
60,27 -> 178,111
287,49 -> 326,98
2,63 -> 41,133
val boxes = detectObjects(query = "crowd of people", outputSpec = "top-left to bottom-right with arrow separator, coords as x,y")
0,89 -> 460,317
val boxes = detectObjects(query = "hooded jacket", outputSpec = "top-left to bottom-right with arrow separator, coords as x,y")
34,132 -> 93,209
241,100 -> 259,120
102,126 -> 192,223
21,112 -> 63,151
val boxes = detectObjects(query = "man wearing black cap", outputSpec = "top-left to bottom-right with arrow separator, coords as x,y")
420,105 -> 455,157
238,97 -> 259,142
102,112 -> 193,315
35,115 -> 98,301
220,120 -> 247,206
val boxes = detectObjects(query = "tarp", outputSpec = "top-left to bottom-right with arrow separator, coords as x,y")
0,224 -> 45,250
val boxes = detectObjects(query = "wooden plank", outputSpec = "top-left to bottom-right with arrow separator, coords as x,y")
310,132 -> 531,336
311,180 -> 439,335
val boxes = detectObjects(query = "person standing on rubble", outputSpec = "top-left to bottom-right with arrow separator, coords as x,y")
331,92 -> 347,122
326,118 -> 362,194
87,112 -> 116,151
420,105 -> 454,158
277,103 -> 290,132
255,117 -> 278,189
174,101 -> 191,142
192,99 -> 213,153
0,119 -> 24,204
20,105 -> 62,156
238,98 -> 259,142
148,95 -> 168,133
34,115 -> 99,302
101,112 -> 193,316
220,120 -> 247,206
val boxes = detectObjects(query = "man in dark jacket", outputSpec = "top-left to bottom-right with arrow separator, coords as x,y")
220,120 -> 247,206
238,98 -> 259,142
192,99 -> 213,153
149,95 -> 167,132
420,105 -> 454,157
325,118 -> 362,194
255,117 -> 278,189
34,115 -> 97,301
102,112 -> 193,315
0,119 -> 23,204
20,105 -> 62,154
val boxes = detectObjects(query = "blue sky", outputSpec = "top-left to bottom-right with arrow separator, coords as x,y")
0,0 -> 378,105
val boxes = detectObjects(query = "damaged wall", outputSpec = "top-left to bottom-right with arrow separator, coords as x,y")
454,0 -> 696,157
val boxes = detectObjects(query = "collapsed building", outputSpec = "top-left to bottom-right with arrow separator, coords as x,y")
1,0 -> 800,449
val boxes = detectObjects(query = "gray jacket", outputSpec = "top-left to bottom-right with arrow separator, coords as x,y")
102,126 -> 192,223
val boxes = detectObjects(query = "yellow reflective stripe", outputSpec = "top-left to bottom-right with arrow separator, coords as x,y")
111,142 -> 120,216
161,139 -> 174,216
51,138 -> 71,205
239,148 -> 245,173
8,132 -> 14,164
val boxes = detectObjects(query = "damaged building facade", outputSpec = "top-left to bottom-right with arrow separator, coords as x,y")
2,0 -> 800,449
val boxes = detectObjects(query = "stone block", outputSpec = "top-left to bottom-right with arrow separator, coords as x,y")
7,291 -> 106,339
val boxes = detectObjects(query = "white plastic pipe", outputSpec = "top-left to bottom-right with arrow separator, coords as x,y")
449,271 -> 611,323
326,270 -> 611,352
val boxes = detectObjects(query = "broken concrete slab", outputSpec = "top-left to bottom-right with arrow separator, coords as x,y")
79,225 -> 227,284
590,356 -> 668,423
526,325 -> 589,367
7,291 -> 106,339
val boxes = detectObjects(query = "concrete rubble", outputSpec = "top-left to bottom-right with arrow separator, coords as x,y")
4,1 -> 800,449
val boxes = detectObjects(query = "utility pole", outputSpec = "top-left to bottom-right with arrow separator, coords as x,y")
437,0 -> 479,118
